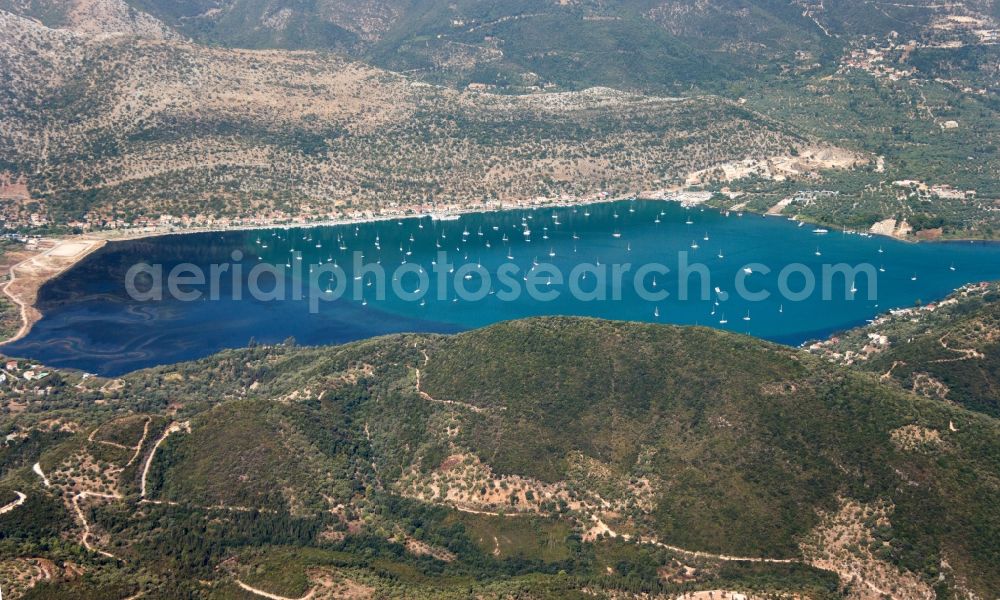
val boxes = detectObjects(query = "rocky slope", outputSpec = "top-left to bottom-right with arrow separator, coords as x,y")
1,8 -> 840,228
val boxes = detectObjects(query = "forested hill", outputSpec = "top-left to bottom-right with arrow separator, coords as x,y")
1,317 -> 997,597
810,282 -> 1000,418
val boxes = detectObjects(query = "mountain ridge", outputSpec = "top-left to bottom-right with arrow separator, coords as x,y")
1,316 -> 997,597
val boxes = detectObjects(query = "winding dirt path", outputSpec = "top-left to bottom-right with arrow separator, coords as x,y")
595,517 -> 797,564
135,419 -> 277,515
88,427 -> 132,450
32,462 -> 50,487
139,498 -> 277,514
414,367 -> 496,414
451,504 -> 531,517
930,333 -> 984,363
0,490 -> 27,515
71,491 -> 121,558
641,538 -> 798,564
140,421 -> 190,498
234,579 -> 316,600
126,418 -> 152,467
88,417 -> 151,468
1,251 -> 41,344
881,360 -> 905,381
0,238 -> 105,344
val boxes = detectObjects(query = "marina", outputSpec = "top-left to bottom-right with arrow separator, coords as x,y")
5,200 -> 1000,375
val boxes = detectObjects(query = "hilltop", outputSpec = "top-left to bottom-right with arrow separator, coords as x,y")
0,317 -> 997,597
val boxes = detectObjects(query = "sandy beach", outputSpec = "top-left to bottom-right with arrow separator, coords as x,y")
0,186 -> 987,349
0,237 -> 106,345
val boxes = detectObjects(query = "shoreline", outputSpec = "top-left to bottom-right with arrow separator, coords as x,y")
88,191 -> 649,243
0,193 -> 632,347
0,237 -> 106,346
92,189 -> 999,246
2,193 -> 996,349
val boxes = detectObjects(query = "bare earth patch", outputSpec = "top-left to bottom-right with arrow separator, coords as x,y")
801,499 -> 935,600
890,425 -> 946,452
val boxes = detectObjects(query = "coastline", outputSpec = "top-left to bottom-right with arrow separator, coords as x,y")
0,193 -> 632,346
0,237 -> 106,346
3,192 -> 996,349
91,189 -> 998,246
88,191 -> 649,243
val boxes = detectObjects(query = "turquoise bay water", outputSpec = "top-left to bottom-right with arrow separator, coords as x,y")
5,200 -> 1000,375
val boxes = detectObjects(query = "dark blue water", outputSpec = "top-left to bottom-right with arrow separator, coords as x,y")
5,200 -> 1000,375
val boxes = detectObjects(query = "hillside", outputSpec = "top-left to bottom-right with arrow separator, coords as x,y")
66,0 -> 997,92
810,282 -> 1000,418
0,8 -> 837,230
2,1 -> 1000,238
0,318 -> 997,598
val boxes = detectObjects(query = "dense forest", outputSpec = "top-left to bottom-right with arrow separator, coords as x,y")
0,316 -> 997,597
